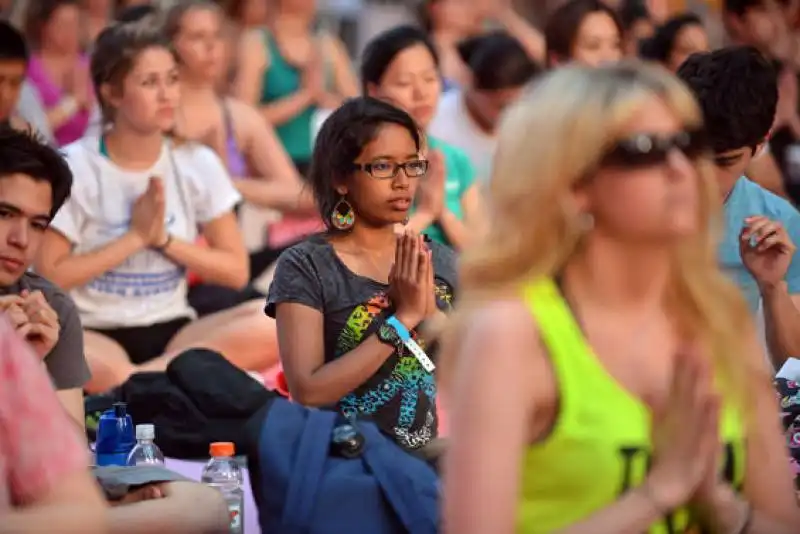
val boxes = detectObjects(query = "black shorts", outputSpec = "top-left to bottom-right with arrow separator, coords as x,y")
89,317 -> 191,365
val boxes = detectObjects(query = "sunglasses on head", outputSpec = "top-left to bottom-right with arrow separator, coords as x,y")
601,129 -> 710,168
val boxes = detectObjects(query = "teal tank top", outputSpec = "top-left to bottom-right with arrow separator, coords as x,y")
260,30 -> 315,163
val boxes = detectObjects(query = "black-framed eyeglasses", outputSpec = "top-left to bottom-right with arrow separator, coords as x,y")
352,159 -> 429,179
601,129 -> 710,168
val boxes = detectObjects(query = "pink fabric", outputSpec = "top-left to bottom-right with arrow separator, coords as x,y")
267,215 -> 324,249
0,316 -> 87,510
27,55 -> 91,146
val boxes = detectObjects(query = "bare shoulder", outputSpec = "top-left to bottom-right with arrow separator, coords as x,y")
456,298 -> 543,376
449,297 -> 551,416
240,28 -> 265,48
239,29 -> 267,62
318,31 -> 350,59
226,98 -> 259,127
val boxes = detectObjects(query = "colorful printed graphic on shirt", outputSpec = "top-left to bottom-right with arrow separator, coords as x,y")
335,281 -> 452,450
776,378 -> 800,494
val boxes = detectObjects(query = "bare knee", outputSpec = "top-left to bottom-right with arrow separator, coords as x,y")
83,331 -> 134,393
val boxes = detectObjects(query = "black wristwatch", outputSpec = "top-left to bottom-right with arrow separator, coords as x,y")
377,320 -> 402,348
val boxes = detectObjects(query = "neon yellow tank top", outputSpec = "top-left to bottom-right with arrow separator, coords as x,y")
516,278 -> 746,533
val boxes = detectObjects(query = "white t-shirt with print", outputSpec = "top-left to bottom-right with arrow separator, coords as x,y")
429,89 -> 497,185
51,137 -> 241,329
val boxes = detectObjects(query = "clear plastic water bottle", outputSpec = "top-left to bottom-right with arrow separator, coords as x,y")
126,424 -> 165,466
201,442 -> 244,534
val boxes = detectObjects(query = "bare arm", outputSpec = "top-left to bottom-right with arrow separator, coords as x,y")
56,388 -> 85,431
760,283 -> 800,368
495,8 -> 546,62
696,332 -> 800,532
161,212 -> 248,289
0,471 -> 108,534
45,102 -> 79,132
232,30 -> 267,106
107,482 -> 229,534
327,35 -> 359,99
233,101 -> 314,213
34,229 -> 146,291
259,89 -> 314,127
444,300 -> 674,534
233,29 -> 314,126
437,184 -> 482,251
739,332 -> 800,527
276,302 -> 398,406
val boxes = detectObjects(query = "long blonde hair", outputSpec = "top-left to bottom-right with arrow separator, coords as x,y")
445,61 -> 752,399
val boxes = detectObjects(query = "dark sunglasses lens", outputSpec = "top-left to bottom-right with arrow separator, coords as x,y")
605,136 -> 668,167
605,131 -> 708,168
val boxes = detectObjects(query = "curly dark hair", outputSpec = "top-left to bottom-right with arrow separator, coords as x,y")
309,97 -> 423,232
0,126 -> 72,218
676,46 -> 777,155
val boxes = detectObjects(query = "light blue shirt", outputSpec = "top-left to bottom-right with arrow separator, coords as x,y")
719,177 -> 800,313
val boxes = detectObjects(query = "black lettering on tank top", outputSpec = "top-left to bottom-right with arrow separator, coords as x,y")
617,443 -> 742,534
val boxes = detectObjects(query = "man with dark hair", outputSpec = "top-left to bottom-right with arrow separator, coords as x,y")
0,20 -> 53,142
678,46 -> 800,369
0,20 -> 27,128
0,126 -> 89,426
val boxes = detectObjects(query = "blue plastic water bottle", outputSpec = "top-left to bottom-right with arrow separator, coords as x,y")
95,402 -> 135,466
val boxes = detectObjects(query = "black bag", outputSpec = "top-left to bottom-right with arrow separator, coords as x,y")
118,348 -> 277,459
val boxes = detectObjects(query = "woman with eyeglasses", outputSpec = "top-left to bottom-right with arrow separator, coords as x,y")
362,25 -> 482,250
442,63 -> 799,532
266,97 -> 456,452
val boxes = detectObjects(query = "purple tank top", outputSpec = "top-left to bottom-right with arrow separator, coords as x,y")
27,55 -> 91,146
222,101 -> 247,178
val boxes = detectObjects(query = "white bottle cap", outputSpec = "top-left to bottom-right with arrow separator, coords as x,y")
135,424 -> 155,440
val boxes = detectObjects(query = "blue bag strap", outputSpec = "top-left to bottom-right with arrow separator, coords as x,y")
280,408 -> 338,533
360,424 -> 439,534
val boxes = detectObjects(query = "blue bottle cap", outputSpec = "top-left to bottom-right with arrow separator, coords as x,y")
113,402 -> 127,417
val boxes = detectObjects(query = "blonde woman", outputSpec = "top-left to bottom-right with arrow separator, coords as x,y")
442,63 -> 800,533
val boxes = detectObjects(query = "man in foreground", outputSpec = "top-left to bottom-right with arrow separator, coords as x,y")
0,126 -> 90,426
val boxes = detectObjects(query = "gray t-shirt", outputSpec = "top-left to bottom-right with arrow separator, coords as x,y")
2,272 -> 90,389
266,235 -> 457,450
